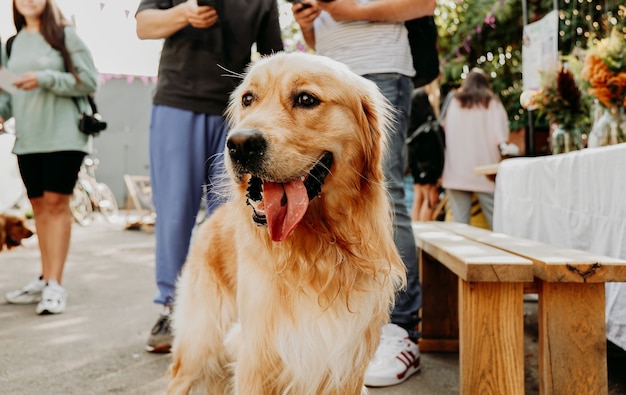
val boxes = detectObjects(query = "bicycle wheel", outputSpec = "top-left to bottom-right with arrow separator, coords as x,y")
70,185 -> 93,226
96,183 -> 119,221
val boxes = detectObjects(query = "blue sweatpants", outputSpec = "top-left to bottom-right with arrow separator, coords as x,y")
149,105 -> 228,306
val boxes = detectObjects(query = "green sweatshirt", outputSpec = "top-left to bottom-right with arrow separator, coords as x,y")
0,27 -> 99,155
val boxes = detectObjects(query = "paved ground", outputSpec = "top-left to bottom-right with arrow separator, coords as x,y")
0,215 -> 624,395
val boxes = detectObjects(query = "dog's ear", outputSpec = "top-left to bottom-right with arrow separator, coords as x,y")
355,79 -> 393,184
0,216 -> 7,250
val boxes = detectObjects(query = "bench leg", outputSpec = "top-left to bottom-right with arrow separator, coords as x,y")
459,281 -> 524,395
537,281 -> 608,395
418,249 -> 459,352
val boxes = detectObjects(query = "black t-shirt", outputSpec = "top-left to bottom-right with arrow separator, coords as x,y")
136,0 -> 284,114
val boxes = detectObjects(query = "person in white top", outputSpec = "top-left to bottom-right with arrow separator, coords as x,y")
292,0 -> 435,388
441,68 -> 509,228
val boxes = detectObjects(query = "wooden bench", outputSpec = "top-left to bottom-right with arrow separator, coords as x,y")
413,221 -> 626,395
412,221 -> 533,394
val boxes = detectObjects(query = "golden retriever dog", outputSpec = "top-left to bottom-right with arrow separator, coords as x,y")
0,213 -> 34,252
168,52 -> 406,395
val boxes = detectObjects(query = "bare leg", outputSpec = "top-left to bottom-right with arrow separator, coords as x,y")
426,184 -> 440,220
31,192 -> 72,284
413,184 -> 439,222
411,184 -> 424,221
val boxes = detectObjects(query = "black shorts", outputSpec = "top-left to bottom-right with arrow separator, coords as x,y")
17,151 -> 86,198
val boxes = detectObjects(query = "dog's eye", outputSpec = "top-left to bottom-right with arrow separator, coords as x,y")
294,92 -> 320,108
242,93 -> 254,107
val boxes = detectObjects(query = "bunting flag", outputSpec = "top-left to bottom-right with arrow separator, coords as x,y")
99,73 -> 158,85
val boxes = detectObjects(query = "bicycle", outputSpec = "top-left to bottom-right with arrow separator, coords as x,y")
70,157 -> 119,226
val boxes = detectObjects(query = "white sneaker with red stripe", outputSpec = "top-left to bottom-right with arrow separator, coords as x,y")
364,323 -> 421,387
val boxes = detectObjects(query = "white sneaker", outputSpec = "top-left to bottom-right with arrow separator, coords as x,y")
36,280 -> 67,315
364,323 -> 421,387
5,278 -> 46,304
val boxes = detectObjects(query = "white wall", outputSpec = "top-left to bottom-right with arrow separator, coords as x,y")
1,0 -> 162,77
91,77 -> 154,206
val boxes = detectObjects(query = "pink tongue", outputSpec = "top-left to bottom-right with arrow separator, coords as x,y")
263,180 -> 309,242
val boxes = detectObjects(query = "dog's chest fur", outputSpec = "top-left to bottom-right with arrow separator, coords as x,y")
236,249 -> 381,391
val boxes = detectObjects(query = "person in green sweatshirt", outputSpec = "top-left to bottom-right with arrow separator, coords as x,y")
0,0 -> 99,315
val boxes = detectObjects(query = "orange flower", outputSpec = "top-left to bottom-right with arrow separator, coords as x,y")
589,87 -> 613,108
581,31 -> 626,109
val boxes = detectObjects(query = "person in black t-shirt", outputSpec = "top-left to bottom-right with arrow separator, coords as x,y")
135,0 -> 283,354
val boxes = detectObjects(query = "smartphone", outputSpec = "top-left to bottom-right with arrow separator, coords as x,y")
287,0 -> 312,10
197,0 -> 216,7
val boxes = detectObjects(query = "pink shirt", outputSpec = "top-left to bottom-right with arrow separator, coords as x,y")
441,98 -> 509,193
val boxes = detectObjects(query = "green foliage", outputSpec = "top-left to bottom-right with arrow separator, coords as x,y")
435,0 -> 621,133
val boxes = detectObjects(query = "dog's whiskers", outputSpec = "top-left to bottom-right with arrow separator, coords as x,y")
218,64 -> 244,80
307,165 -> 333,186
203,152 -> 234,204
350,163 -> 386,187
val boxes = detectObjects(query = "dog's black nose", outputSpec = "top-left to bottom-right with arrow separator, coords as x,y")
227,128 -> 267,170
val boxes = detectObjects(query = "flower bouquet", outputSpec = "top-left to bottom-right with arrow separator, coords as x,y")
581,30 -> 626,109
534,65 -> 585,154
581,29 -> 626,146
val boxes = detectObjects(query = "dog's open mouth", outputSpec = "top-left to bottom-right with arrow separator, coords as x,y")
6,237 -> 20,247
246,152 -> 333,242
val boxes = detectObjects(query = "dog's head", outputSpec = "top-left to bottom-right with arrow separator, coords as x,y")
225,52 -> 392,242
0,214 -> 34,250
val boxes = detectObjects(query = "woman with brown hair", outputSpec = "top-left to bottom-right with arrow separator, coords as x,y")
0,0 -> 98,314
441,68 -> 509,228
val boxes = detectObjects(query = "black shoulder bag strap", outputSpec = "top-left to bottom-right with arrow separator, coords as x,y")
71,95 -> 98,115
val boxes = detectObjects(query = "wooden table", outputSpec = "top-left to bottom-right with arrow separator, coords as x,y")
473,162 -> 499,181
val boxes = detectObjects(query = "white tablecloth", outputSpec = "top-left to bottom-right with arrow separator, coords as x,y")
493,143 -> 626,351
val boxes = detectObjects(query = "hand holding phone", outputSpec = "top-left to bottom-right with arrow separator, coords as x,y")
187,0 -> 218,29
287,0 -> 312,10
197,0 -> 216,8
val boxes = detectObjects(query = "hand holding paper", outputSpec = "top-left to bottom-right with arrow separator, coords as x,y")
13,72 -> 39,91
0,67 -> 19,94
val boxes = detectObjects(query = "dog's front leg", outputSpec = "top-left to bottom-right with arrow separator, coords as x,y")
167,263 -> 237,394
167,300 -> 236,395
233,355 -> 281,395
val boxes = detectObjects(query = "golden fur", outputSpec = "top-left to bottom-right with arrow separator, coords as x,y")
0,213 -> 34,252
167,52 -> 406,395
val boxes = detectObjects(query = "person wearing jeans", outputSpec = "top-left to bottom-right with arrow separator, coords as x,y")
292,0 -> 436,387
365,73 -> 422,339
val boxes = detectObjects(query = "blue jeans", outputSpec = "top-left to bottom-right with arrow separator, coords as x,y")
364,73 -> 422,340
149,105 -> 228,306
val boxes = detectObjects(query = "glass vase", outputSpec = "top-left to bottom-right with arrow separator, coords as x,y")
551,125 -> 581,155
589,107 -> 626,148
608,106 -> 626,145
